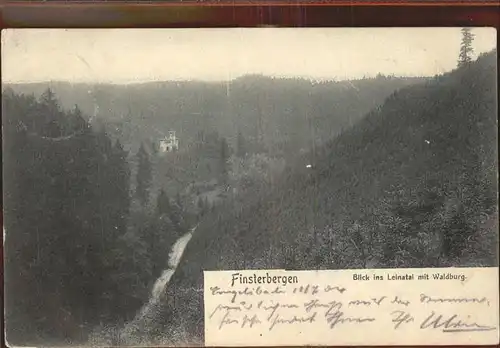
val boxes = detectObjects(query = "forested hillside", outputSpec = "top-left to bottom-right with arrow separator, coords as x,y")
154,50 -> 498,344
2,89 -> 190,345
7,75 -> 425,155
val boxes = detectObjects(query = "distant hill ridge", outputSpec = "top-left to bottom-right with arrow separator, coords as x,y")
6,74 -> 426,155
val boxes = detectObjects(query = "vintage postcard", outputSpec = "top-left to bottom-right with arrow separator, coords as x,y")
2,28 -> 498,347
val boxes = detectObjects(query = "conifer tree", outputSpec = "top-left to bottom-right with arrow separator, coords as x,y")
157,188 -> 171,216
169,195 -> 184,232
38,88 -> 62,136
458,28 -> 475,68
151,140 -> 159,154
135,142 -> 152,207
69,104 -> 89,133
204,197 -> 210,213
197,196 -> 204,209
236,131 -> 246,158
111,139 -> 130,231
197,197 -> 205,217
175,192 -> 183,211
219,137 -> 230,184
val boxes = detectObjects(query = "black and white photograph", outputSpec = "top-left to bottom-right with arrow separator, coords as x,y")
2,28 -> 498,346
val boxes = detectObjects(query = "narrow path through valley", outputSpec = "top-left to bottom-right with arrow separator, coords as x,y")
112,224 -> 199,345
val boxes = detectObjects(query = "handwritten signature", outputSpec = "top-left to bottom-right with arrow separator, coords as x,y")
421,311 -> 497,333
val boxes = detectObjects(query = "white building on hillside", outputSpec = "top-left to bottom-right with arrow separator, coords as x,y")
159,131 -> 179,153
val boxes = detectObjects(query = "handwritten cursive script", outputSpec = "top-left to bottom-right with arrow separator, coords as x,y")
204,269 -> 499,346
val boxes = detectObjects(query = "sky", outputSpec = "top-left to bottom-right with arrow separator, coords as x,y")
1,28 -> 497,84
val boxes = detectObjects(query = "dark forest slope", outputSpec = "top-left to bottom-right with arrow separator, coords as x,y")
157,51 -> 498,343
